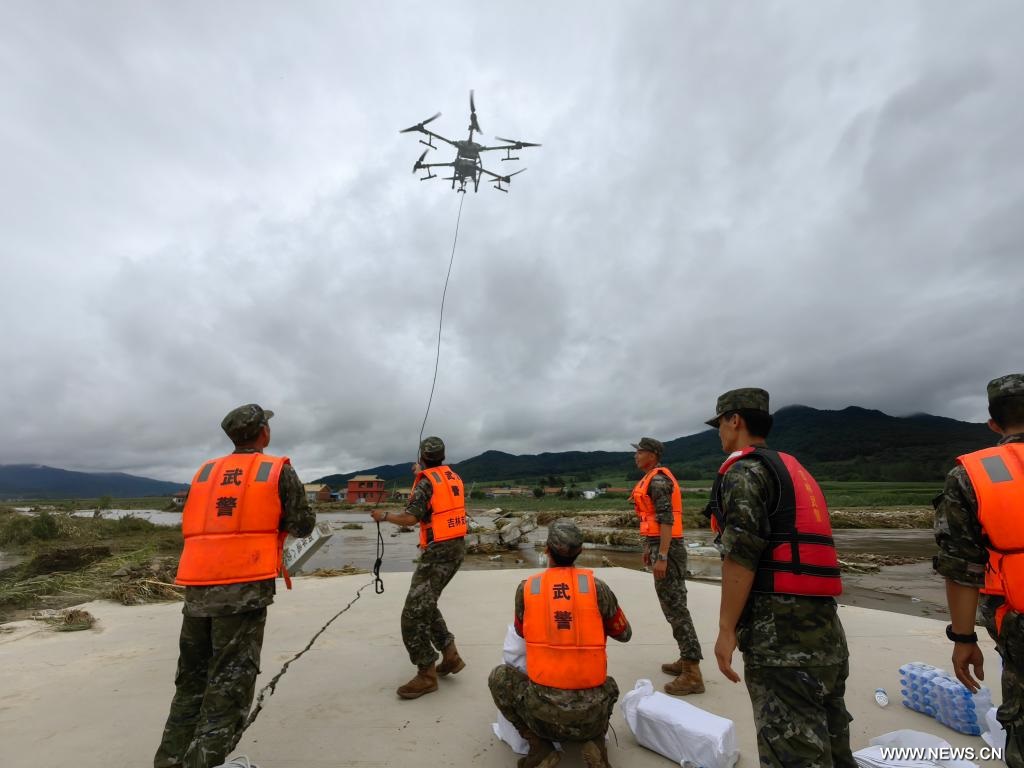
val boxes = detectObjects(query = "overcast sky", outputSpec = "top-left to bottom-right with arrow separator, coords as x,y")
2,2 -> 1022,482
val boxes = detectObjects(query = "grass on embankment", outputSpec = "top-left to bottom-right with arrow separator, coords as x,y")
0,507 -> 182,621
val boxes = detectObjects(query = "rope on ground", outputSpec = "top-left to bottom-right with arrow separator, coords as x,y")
239,579 -> 376,735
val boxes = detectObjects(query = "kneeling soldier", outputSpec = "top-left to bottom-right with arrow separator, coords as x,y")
489,520 -> 632,768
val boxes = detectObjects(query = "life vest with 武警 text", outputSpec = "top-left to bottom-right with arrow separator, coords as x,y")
414,465 -> 467,548
176,453 -> 288,587
523,567 -> 607,689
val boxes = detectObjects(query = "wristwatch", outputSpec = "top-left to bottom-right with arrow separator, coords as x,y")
656,553 -> 668,562
945,624 -> 978,644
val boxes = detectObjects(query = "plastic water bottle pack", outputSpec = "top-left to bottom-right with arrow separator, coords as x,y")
898,662 -> 992,736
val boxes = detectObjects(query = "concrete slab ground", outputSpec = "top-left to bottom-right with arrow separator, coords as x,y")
0,568 -> 1006,767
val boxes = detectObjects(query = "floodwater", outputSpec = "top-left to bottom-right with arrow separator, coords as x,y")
3,506 -> 944,618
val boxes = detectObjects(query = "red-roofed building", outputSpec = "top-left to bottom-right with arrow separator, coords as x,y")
347,475 -> 387,503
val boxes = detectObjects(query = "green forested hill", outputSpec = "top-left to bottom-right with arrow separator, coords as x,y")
315,405 -> 994,485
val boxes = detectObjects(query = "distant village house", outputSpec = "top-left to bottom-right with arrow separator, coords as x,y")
171,491 -> 188,507
303,484 -> 333,503
347,475 -> 387,504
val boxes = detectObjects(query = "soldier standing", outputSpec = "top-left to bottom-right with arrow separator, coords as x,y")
154,404 -> 315,768
371,436 -> 467,699
706,389 -> 854,768
934,374 -> 1024,766
489,520 -> 632,768
629,437 -> 704,695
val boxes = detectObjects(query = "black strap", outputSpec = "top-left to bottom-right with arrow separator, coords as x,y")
768,532 -> 835,546
757,561 -> 841,578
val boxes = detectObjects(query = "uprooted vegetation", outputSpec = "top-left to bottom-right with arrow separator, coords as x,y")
0,509 -> 184,621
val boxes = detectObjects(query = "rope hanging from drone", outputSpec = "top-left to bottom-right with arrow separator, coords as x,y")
371,192 -> 466,592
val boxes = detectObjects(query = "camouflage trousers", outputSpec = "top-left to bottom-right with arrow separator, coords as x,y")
154,608 -> 266,768
646,537 -> 702,661
488,664 -> 619,743
744,661 -> 855,768
998,615 -> 1024,768
401,540 -> 464,667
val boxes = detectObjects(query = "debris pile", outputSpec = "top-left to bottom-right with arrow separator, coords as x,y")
33,607 -> 96,632
108,557 -> 182,605
466,514 -> 538,555
311,564 -> 369,577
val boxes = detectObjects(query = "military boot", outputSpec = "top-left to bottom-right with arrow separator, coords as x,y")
661,657 -> 683,676
397,664 -> 438,699
516,729 -> 559,768
436,640 -> 466,677
581,739 -> 612,768
664,660 -> 705,695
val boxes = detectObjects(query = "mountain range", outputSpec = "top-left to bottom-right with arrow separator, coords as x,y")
0,464 -> 187,500
0,406 -> 996,498
315,405 -> 994,486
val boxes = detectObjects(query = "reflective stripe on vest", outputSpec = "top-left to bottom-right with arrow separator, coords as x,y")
523,567 -> 607,689
415,466 -> 467,548
958,444 -> 1024,631
630,466 -> 683,538
176,453 -> 287,587
715,447 -> 842,597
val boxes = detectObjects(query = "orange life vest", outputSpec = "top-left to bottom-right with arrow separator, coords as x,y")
176,452 -> 288,587
414,465 -> 467,548
631,466 -> 683,538
958,443 -> 1024,633
523,567 -> 607,689
981,551 -> 1005,597
712,447 -> 842,597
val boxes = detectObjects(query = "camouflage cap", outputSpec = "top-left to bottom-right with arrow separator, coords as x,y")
988,374 -> 1024,403
631,437 -> 663,456
547,519 -> 583,558
705,388 -> 770,427
419,435 -> 446,462
221,403 -> 274,443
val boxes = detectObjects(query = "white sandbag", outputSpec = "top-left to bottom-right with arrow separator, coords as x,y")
853,730 -> 978,768
982,706 -> 1006,752
503,622 -> 527,671
492,625 -> 561,754
492,711 -> 530,755
621,679 -> 739,768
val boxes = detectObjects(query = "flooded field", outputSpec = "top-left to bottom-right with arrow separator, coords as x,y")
1,505 -> 944,621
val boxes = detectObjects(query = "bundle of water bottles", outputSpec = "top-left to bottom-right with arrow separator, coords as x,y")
898,662 -> 992,736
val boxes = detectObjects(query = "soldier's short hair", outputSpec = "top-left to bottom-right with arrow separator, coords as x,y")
989,397 -> 1024,430
549,549 -> 580,567
726,409 -> 774,438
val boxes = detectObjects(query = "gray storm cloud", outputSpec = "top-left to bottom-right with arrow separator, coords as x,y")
2,1 -> 1021,482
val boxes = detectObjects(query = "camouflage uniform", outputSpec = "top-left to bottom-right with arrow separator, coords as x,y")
401,473 -> 465,667
718,456 -> 854,768
644,470 -> 702,661
155,408 -> 315,768
489,575 -> 632,743
934,429 -> 1024,767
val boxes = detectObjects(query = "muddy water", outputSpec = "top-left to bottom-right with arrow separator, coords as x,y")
301,511 -> 938,575
2,507 -> 944,618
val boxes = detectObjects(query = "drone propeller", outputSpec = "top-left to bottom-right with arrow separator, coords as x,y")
399,112 -> 442,133
412,149 -> 428,173
493,168 -> 527,183
469,90 -> 482,134
495,136 -> 541,148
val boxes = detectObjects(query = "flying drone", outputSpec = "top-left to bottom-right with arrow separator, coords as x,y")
400,90 -> 540,193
